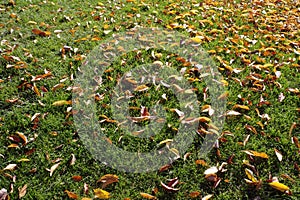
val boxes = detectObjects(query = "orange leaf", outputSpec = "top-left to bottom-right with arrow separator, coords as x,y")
64,190 -> 78,199
140,192 -> 156,199
189,191 -> 201,198
72,175 -> 82,182
16,131 -> 28,145
242,150 -> 269,159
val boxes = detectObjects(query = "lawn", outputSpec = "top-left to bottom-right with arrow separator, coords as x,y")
0,0 -> 299,199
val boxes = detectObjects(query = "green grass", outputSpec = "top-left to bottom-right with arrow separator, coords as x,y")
0,0 -> 299,199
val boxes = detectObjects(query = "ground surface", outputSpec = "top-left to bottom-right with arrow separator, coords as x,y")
0,0 -> 299,199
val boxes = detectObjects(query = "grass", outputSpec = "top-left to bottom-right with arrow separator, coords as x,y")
0,0 -> 299,199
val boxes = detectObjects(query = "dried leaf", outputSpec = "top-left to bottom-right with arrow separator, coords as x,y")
189,191 -> 201,198
48,162 -> 60,176
93,188 -> 110,199
69,154 -> 76,165
140,192 -> 156,199
224,110 -> 241,116
52,100 -> 72,106
204,166 -> 218,175
134,85 -> 149,92
64,190 -> 78,199
0,188 -> 8,200
16,131 -> 28,145
160,181 -> 180,192
274,148 -> 283,162
72,175 -> 82,182
269,181 -> 291,194
202,194 -> 213,200
18,184 -> 27,199
97,174 -> 119,188
3,164 -> 17,171
242,150 -> 268,159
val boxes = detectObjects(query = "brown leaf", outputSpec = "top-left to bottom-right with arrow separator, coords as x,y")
159,164 -> 172,173
64,190 -> 78,199
72,175 -> 82,182
32,29 -> 51,37
18,184 -> 27,199
189,191 -> 201,198
160,181 -> 179,192
97,174 -> 119,189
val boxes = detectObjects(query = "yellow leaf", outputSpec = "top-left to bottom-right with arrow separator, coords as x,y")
269,181 -> 291,193
81,198 -> 92,200
191,36 -> 202,43
232,104 -> 250,111
242,150 -> 269,159
140,192 -> 156,199
245,168 -> 258,183
18,158 -> 30,162
134,85 -> 149,92
52,100 -> 72,106
94,188 -> 110,199
8,143 -> 19,148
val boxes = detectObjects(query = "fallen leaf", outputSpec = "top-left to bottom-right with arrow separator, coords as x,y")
274,148 -> 283,161
97,174 -> 119,188
242,150 -> 269,159
69,154 -> 76,165
94,188 -> 110,199
140,192 -> 156,199
72,175 -> 82,182
16,131 -> 28,145
160,181 -> 180,192
64,190 -> 78,199
47,162 -> 60,176
204,166 -> 218,175
32,28 -> 51,37
189,191 -> 201,198
52,100 -> 72,106
0,188 -> 8,200
269,181 -> 291,195
3,164 -> 17,171
18,184 -> 27,199
202,194 -> 213,200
